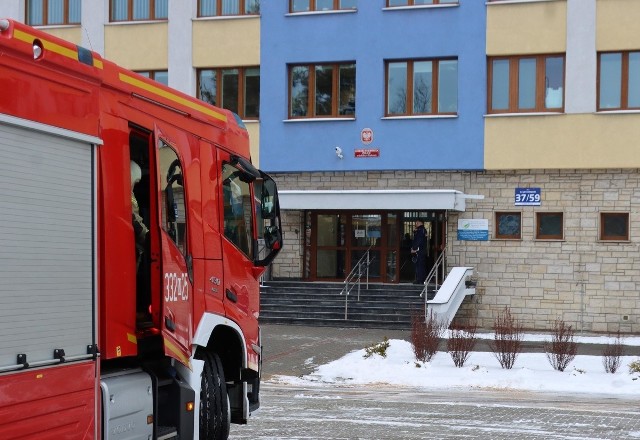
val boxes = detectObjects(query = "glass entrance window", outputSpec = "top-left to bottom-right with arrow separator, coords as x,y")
351,214 -> 381,247
316,214 -> 346,278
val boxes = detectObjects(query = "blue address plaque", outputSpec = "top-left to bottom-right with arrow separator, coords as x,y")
515,187 -> 541,206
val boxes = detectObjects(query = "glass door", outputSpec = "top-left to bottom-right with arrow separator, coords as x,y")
350,214 -> 382,280
315,214 -> 346,279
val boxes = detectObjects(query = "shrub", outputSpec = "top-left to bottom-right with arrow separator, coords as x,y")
364,337 -> 390,359
410,310 -> 445,363
489,306 -> 524,370
544,318 -> 577,372
447,322 -> 477,368
629,359 -> 640,374
602,332 -> 625,374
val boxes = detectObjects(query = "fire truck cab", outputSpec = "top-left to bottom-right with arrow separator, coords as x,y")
0,19 -> 281,440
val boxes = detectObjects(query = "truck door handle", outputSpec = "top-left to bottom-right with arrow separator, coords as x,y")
226,289 -> 237,303
165,310 -> 176,332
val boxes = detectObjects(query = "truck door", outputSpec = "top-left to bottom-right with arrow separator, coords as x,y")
156,134 -> 193,367
218,150 -> 260,340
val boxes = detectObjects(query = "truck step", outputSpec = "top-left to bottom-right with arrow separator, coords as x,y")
157,426 -> 178,440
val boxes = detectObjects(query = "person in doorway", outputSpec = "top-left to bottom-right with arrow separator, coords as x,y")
411,219 -> 427,284
131,160 -> 148,267
131,160 -> 152,326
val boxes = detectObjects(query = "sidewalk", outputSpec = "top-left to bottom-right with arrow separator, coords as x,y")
260,323 -> 640,379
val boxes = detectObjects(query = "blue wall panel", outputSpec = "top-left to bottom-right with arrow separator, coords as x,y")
260,1 -> 486,172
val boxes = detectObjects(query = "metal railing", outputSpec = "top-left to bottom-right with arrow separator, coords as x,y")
339,247 -> 374,320
419,248 -> 446,315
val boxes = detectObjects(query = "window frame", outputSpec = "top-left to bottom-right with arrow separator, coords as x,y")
495,211 -> 522,240
288,62 -> 356,119
535,212 -> 563,240
385,58 -> 458,117
289,0 -> 357,13
221,162 -> 255,259
197,66 -> 260,120
135,70 -> 169,86
198,0 -> 260,17
599,212 -> 630,241
386,0 -> 458,6
159,140 -> 188,256
109,0 -> 168,22
597,51 -> 640,111
26,0 -> 81,26
487,54 -> 565,114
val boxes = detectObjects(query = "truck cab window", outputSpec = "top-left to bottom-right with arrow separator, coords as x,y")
159,141 -> 187,254
222,163 -> 254,259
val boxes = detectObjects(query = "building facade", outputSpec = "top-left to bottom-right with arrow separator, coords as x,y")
1,0 -> 263,163
261,0 -> 640,334
2,0 -> 638,333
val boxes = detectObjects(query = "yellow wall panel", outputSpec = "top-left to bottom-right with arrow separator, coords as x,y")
193,18 -> 259,67
597,0 -> 640,51
245,122 -> 260,167
485,114 -> 640,169
41,26 -> 81,45
487,1 -> 567,55
104,23 -> 168,70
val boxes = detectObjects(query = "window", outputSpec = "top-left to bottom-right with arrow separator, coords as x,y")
598,51 -> 640,110
199,0 -> 260,16
159,142 -> 187,254
386,58 -> 457,116
290,0 -> 356,12
198,67 -> 260,119
136,70 -> 168,86
495,212 -> 521,239
536,212 -> 563,240
222,163 -> 254,258
110,0 -> 168,22
27,0 -> 81,26
600,213 -> 629,241
488,55 -> 564,113
387,0 -> 457,6
289,63 -> 356,118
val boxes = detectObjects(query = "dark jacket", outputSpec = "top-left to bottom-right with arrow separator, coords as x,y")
412,225 -> 426,256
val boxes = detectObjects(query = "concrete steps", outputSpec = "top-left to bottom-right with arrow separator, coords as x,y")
259,280 -> 435,330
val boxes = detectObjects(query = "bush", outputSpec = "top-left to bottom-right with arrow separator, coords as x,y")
364,337 -> 390,359
629,359 -> 640,374
447,322 -> 477,368
489,306 -> 524,370
411,310 -> 445,363
544,318 -> 577,372
602,332 -> 625,374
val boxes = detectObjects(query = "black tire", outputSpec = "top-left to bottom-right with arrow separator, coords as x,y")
200,352 -> 230,440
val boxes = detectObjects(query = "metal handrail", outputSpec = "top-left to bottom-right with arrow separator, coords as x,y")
340,246 -> 374,319
420,248 -> 446,314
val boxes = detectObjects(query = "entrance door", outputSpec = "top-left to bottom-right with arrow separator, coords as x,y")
399,212 -> 447,283
309,212 -> 397,282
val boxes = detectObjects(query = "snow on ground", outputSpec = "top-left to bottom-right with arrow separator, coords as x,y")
269,334 -> 640,396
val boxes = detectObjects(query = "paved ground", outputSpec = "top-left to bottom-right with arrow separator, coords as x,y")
259,323 -> 639,379
227,324 -> 640,440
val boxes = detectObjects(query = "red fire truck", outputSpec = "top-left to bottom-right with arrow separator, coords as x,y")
0,19 -> 282,440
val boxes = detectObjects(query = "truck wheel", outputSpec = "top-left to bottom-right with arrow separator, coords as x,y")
200,352 -> 230,439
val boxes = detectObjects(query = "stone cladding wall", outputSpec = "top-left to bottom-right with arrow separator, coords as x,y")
269,169 -> 640,334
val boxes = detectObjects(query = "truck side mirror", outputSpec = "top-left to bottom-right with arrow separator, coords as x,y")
261,179 -> 277,220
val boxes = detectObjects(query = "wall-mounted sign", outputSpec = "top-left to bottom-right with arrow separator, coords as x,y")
355,148 -> 379,158
361,128 -> 373,145
515,187 -> 541,206
457,219 -> 489,241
